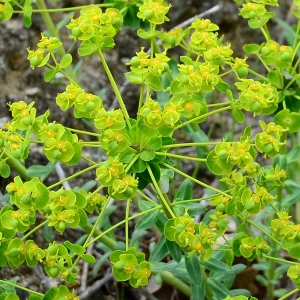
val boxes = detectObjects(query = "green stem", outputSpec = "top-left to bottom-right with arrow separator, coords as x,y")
22,220 -> 48,240
147,165 -> 175,219
247,68 -> 270,82
246,218 -> 282,247
0,280 -> 44,297
162,162 -> 232,198
124,154 -> 139,173
159,271 -> 191,297
97,50 -> 131,129
263,255 -> 297,265
81,155 -> 98,165
16,3 -> 112,13
137,83 -> 145,124
67,127 -> 102,137
85,204 -> 162,247
83,223 -> 117,249
175,106 -> 232,130
6,156 -> 32,181
254,53 -> 271,73
47,163 -> 100,190
125,199 -> 131,250
83,196 -> 111,248
261,24 -> 271,41
161,141 -> 228,149
278,288 -> 299,300
35,0 -> 77,82
207,101 -> 231,107
136,189 -> 159,206
155,151 -> 206,162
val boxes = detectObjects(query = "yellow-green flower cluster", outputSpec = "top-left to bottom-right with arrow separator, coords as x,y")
137,0 -> 171,24
96,158 -> 138,200
164,212 -> 225,261
236,79 -> 278,116
66,5 -> 123,55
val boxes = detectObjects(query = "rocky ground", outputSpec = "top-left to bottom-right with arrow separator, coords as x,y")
0,0 -> 296,299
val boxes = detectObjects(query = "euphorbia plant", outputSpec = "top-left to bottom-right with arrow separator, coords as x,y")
2,0 -> 300,299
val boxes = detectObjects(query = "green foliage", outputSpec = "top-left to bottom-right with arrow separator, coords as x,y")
2,0 -> 300,299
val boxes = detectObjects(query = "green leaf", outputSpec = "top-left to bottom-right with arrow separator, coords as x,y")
82,254 -> 96,264
43,224 -> 52,243
78,43 -> 97,56
26,162 -> 55,181
149,235 -> 168,263
119,148 -> 137,163
206,149 -> 225,176
224,250 -> 234,266
0,280 -> 17,295
232,106 -> 245,123
123,5 -> 140,29
136,209 -> 159,230
174,203 -> 207,217
137,28 -> 160,40
166,239 -> 182,263
248,18 -> 263,29
125,71 -> 144,84
274,109 -> 300,132
243,43 -> 261,54
35,182 -> 49,209
92,251 -> 111,277
202,257 -> 231,273
191,283 -> 205,300
286,145 -> 300,163
44,67 -> 59,82
207,277 -> 231,298
132,158 -> 147,173
28,294 -> 43,300
140,150 -> 155,162
145,73 -> 163,91
174,178 -> 192,202
185,253 -> 201,285
216,81 -> 229,93
268,70 -> 283,88
76,180 -> 97,192
289,245 -> 300,259
139,200 -> 156,211
2,3 -> 13,21
64,241 -> 85,255
59,53 -> 72,69
23,1 -> 33,27
146,136 -> 162,150
74,191 -> 87,208
0,162 -> 10,178
185,255 -> 205,300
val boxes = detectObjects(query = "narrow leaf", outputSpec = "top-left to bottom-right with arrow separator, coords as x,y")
82,254 -> 96,264
64,241 -> 85,255
136,210 -> 159,230
166,239 -> 182,263
60,53 -> 72,69
185,253 -> 201,285
174,178 -> 192,202
149,235 -> 168,263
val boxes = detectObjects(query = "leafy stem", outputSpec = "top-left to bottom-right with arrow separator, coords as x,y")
22,220 -> 48,241
125,198 -> 131,250
146,165 -> 175,219
0,280 -> 44,298
97,50 -> 131,129
47,163 -> 100,190
174,106 -> 232,130
162,162 -> 232,198
35,0 -> 77,82
155,151 -> 206,162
